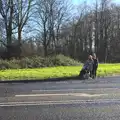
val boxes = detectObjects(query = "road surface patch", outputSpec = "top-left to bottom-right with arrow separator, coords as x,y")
1,99 -> 120,107
32,88 -> 120,92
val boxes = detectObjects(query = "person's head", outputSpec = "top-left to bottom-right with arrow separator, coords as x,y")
88,55 -> 93,60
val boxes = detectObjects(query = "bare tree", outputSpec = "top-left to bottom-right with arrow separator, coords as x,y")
94,0 -> 99,54
35,0 -> 49,56
13,0 -> 33,44
35,0 -> 71,56
0,0 -> 16,59
98,0 -> 111,62
0,0 -> 14,47
54,0 -> 72,48
0,0 -> 33,59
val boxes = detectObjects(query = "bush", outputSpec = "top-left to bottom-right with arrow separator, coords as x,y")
0,54 -> 81,69
19,56 -> 45,68
0,60 -> 20,69
50,54 -> 80,66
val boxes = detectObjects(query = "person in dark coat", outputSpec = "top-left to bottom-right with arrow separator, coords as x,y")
92,53 -> 98,78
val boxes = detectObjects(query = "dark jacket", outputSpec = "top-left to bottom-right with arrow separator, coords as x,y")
83,59 -> 94,71
93,58 -> 98,69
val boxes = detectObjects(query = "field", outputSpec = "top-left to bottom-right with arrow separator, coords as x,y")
0,64 -> 120,81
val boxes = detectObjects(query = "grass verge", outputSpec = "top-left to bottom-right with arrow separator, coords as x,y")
0,64 -> 120,81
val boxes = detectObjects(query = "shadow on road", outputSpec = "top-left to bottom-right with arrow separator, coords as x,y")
0,76 -> 83,84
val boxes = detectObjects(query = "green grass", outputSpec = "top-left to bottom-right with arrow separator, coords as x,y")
0,64 -> 120,81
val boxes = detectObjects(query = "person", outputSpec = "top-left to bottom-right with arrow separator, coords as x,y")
79,55 -> 94,79
92,53 -> 98,79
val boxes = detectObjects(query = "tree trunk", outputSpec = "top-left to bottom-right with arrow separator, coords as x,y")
18,27 -> 22,44
43,44 -> 48,57
104,47 -> 108,63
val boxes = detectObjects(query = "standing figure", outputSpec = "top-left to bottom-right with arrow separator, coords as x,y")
92,53 -> 99,79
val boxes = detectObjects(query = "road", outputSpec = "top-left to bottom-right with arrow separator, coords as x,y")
1,77 -> 120,120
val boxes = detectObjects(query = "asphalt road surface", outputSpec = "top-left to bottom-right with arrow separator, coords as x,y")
1,77 -> 120,120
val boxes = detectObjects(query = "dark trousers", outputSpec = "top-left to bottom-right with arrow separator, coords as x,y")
92,67 -> 97,78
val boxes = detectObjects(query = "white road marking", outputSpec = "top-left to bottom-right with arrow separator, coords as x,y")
15,93 -> 107,97
15,93 -> 69,97
72,93 -> 107,97
1,99 -> 120,107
